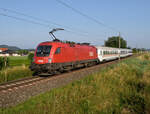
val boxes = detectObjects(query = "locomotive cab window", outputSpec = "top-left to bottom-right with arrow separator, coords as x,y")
55,47 -> 61,54
36,45 -> 52,57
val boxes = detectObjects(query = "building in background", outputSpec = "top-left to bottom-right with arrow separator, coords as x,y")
0,48 -> 21,57
0,48 -> 8,52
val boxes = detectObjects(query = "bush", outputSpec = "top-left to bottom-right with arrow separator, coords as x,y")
119,93 -> 146,114
28,53 -> 34,63
127,80 -> 146,93
0,57 -> 9,70
0,65 -> 33,83
144,54 -> 150,60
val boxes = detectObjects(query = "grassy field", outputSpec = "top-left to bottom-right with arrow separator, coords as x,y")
8,56 -> 30,67
0,56 -> 32,83
0,54 -> 150,114
0,65 -> 33,83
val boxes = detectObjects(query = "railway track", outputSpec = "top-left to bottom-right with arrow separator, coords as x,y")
0,55 -> 137,108
0,76 -> 45,92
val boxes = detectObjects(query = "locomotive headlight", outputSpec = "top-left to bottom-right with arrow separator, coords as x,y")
48,58 -> 52,63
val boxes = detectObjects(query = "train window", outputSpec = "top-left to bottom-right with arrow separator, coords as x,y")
36,45 -> 52,57
55,47 -> 61,54
104,51 -> 106,55
110,51 -> 112,54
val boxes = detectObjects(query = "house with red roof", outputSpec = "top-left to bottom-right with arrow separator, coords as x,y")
0,48 -> 8,52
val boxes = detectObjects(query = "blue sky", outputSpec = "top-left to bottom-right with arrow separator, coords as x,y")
0,0 -> 149,49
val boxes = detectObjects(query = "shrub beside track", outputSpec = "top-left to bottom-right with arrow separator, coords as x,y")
0,65 -> 32,83
0,56 -> 32,83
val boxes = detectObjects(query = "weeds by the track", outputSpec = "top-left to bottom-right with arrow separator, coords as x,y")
0,56 -> 32,83
0,65 -> 32,83
1,53 -> 150,114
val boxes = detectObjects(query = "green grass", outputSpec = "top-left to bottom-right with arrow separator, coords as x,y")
0,56 -> 32,83
1,54 -> 150,114
0,65 -> 33,83
8,56 -> 30,67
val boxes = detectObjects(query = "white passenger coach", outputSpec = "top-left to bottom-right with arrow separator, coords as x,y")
95,46 -> 132,62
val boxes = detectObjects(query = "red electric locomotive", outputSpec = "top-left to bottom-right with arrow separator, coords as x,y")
29,29 -> 99,75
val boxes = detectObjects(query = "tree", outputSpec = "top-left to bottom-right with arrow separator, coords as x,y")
105,36 -> 127,48
18,50 -> 29,55
28,53 -> 34,63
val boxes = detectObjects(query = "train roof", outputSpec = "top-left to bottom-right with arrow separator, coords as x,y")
38,41 -> 95,48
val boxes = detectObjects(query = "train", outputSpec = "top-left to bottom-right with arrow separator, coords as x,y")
96,46 -> 132,62
29,29 -> 132,75
29,41 -> 132,75
30,41 -> 99,75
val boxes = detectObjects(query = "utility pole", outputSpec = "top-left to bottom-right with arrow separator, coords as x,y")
119,32 -> 121,61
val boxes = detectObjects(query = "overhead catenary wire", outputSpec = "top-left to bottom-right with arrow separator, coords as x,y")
55,0 -> 119,33
0,8 -> 108,39
55,0 -> 129,49
0,12 -> 102,40
0,5 -> 120,42
0,8 -> 69,29
0,13 -> 50,27
55,0 -> 131,45
0,7 -> 90,35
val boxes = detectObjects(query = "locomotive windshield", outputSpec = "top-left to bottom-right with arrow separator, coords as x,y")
36,45 -> 52,57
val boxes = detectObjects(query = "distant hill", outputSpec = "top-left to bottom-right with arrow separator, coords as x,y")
24,49 -> 35,51
0,45 -> 20,51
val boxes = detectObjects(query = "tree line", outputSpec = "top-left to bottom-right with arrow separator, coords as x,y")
105,36 -> 127,48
